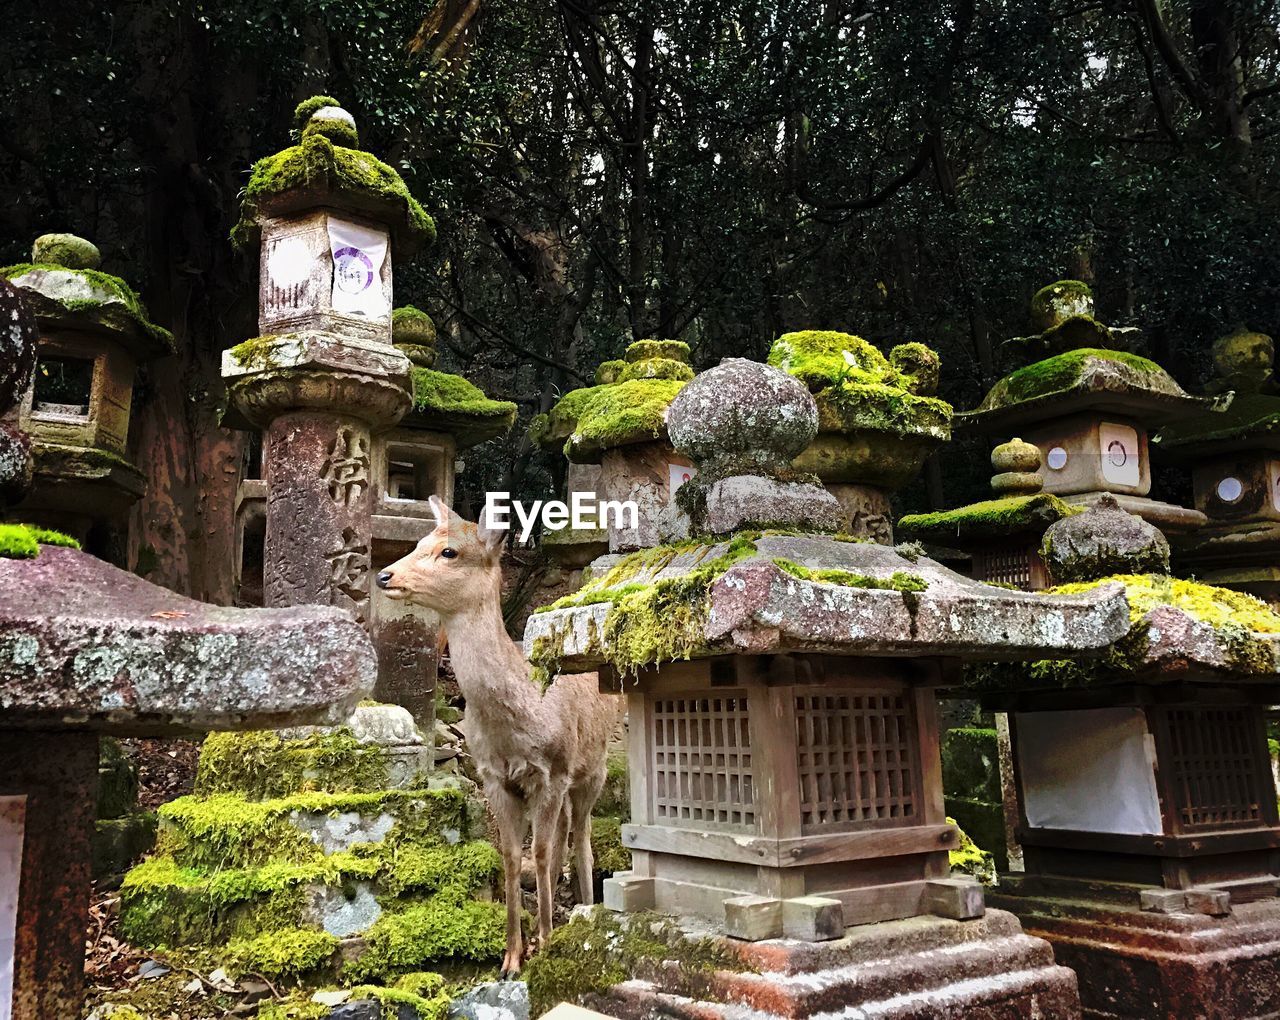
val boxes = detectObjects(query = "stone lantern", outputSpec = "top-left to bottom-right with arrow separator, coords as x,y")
0,279 -> 374,1020
222,98 -> 433,627
1,233 -> 173,555
973,496 -> 1280,1019
768,331 -> 952,542
533,339 -> 694,554
958,281 -> 1219,534
525,358 -> 1129,1016
1155,328 -> 1280,601
898,438 -> 1082,589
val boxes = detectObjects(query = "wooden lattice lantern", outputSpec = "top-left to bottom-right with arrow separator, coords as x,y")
898,438 -> 1081,590
958,281 -> 1219,536
532,340 -> 694,553
1,234 -> 173,553
525,358 -> 1126,946
1156,328 -> 1280,601
975,496 -> 1280,1019
769,331 -> 952,542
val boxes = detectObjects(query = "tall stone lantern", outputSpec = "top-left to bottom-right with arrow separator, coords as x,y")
1,233 -> 173,556
526,358 -> 1129,1017
768,331 -> 952,542
222,99 -> 434,625
974,497 -> 1280,1020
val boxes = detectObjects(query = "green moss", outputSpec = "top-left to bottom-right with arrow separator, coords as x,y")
898,494 -> 1083,542
346,980 -> 451,1020
771,557 -> 927,592
0,522 -> 80,559
31,232 -> 100,269
567,378 -> 687,459
345,899 -> 506,980
524,908 -> 741,1017
618,357 -> 694,383
1158,392 -> 1280,450
1030,280 -> 1092,329
0,262 -> 173,350
976,349 -> 1172,410
392,305 -> 437,346
625,339 -> 690,364
814,382 -> 951,439
947,817 -> 996,885
595,749 -> 630,820
231,133 -> 435,251
890,342 -> 940,396
410,367 -> 516,426
226,927 -> 339,979
594,359 -> 626,385
227,335 -> 283,371
293,95 -> 342,139
258,999 -> 330,1020
941,727 -> 1000,803
302,112 -> 359,149
194,729 -> 394,801
590,816 -> 631,875
1039,314 -> 1113,351
377,840 -> 501,898
769,330 -> 896,390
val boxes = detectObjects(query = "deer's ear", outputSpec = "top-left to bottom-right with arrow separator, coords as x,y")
428,495 -> 450,528
475,507 -> 508,556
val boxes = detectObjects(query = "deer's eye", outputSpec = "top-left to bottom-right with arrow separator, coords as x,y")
440,548 -> 458,559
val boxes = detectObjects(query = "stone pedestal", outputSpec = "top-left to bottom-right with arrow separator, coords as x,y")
592,910 -> 1081,1020
826,482 -> 893,543
600,441 -> 691,553
990,880 -> 1280,1019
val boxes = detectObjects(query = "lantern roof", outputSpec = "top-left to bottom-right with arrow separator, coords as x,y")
1,233 -> 174,360
404,365 -> 516,449
230,98 -> 435,260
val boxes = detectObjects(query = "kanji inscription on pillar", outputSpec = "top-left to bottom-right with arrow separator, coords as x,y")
327,526 -> 371,623
322,426 -> 370,507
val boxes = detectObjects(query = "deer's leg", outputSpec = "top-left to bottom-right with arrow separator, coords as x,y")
488,784 -> 529,978
531,786 -> 568,944
569,783 -> 597,905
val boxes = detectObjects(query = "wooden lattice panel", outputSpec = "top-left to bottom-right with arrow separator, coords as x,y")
973,548 -> 1034,589
1161,707 -> 1267,831
650,693 -> 755,830
795,690 -> 920,831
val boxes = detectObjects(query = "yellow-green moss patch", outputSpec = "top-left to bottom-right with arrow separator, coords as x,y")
898,494 -> 1083,542
0,523 -> 80,559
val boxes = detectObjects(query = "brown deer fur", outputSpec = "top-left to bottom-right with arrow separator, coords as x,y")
377,496 -> 621,975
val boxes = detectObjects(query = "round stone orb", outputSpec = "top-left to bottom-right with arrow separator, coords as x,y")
391,305 -> 437,347
1041,493 -> 1170,584
32,233 -> 101,270
1030,280 -> 1094,333
1212,328 -> 1273,392
303,105 -> 359,148
668,357 -> 818,467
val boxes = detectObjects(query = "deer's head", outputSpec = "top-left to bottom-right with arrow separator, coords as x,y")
376,496 -> 506,617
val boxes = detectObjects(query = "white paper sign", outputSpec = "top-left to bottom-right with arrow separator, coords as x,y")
1099,422 -> 1141,487
1269,460 -> 1280,514
1,797 -> 26,1020
328,219 -> 389,319
1017,708 -> 1162,835
669,463 -> 695,495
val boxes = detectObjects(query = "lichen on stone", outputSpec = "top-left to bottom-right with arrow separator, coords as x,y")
1029,280 -> 1093,332
1157,392 -> 1280,450
973,348 -> 1177,411
391,305 -> 437,347
0,522 -> 80,559
947,816 -> 996,886
566,378 -> 687,460
410,367 -> 517,440
897,494 -> 1083,542
770,557 -> 927,593
225,927 -> 339,979
227,335 -> 283,371
194,729 -> 395,801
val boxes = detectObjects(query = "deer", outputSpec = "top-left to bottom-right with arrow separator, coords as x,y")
376,496 -> 621,977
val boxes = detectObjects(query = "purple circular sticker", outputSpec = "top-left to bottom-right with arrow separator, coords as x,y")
333,246 -> 375,294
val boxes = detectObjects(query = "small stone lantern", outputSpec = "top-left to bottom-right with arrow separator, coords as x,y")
898,438 -> 1081,590
769,331 -> 952,542
525,358 -> 1128,1016
958,281 -> 1219,533
975,496 -> 1280,1019
1156,328 -> 1280,600
533,339 -> 694,553
1,234 -> 173,552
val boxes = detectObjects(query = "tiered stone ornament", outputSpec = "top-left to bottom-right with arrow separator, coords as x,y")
531,339 -> 694,553
958,281 -> 1220,533
525,357 -> 1131,1016
898,438 -> 1082,589
0,279 -> 374,1020
768,331 -> 952,541
223,99 -> 433,626
1155,328 -> 1280,601
973,495 -> 1280,1020
1,233 -> 173,554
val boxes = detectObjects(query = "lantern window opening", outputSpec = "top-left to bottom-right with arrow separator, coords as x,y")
31,354 -> 95,419
383,442 -> 446,504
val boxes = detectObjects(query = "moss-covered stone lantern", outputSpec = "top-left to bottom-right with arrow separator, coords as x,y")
972,495 -> 1280,1019
530,339 -> 694,553
958,281 -> 1220,534
0,234 -> 174,553
898,438 -> 1084,589
1155,328 -> 1280,601
523,357 -> 1129,1016
768,330 -> 952,542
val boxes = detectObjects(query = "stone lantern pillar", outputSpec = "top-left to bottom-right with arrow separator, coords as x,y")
975,497 -> 1280,1020
1,233 -> 173,558
222,100 -> 434,626
525,358 -> 1131,1017
769,331 -> 952,542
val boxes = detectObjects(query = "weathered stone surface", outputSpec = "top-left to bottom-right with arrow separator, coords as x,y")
667,358 -> 817,477
0,545 -> 374,732
0,279 -> 37,414
448,980 -> 531,1020
31,233 -> 101,270
304,881 -> 382,936
1042,493 -> 1171,583
525,533 -> 1130,670
827,482 -> 893,542
702,475 -> 841,535
92,813 -> 157,883
0,422 -> 33,507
